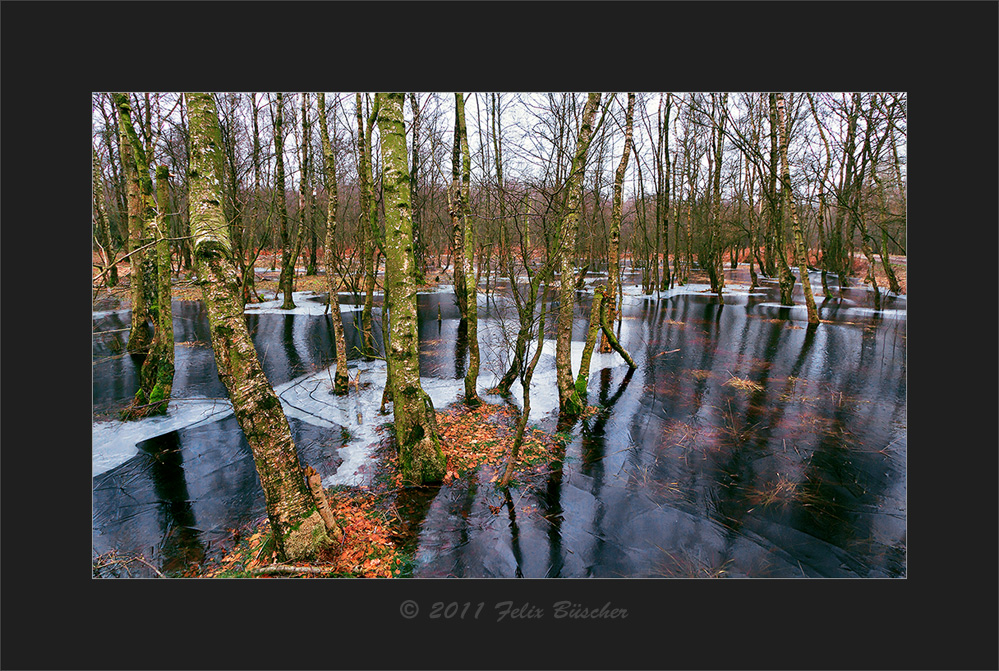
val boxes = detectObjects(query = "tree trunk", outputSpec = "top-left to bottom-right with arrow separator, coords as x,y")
274,93 -> 297,310
317,92 -> 350,395
575,290 -> 604,397
409,93 -> 426,285
449,106 -> 467,318
806,93 -> 833,299
769,93 -> 795,304
376,92 -> 446,486
356,93 -> 378,357
601,92 -> 633,352
185,91 -> 333,561
115,93 -> 152,353
455,93 -> 481,406
500,285 -> 550,488
92,148 -> 118,288
707,93 -> 728,299
300,93 -> 318,277
775,92 -> 819,324
556,92 -> 602,417
144,166 -> 176,414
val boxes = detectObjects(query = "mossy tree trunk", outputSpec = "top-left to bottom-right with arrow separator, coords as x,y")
273,93 -> 296,310
318,92 -> 350,395
185,91 -> 335,560
127,165 -> 177,419
556,92 -> 602,417
115,93 -> 152,353
455,93 -> 481,406
601,92 -> 633,352
375,92 -> 446,486
775,92 -> 819,324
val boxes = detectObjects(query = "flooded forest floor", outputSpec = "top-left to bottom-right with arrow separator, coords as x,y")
93,252 -> 906,578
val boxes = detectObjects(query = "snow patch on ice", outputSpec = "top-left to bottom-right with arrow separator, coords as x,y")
244,291 -> 366,315
92,399 -> 234,476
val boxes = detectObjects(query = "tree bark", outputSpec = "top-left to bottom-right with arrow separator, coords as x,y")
376,92 -> 446,486
455,93 -> 481,406
274,93 -> 297,310
769,93 -> 795,304
92,148 -> 118,287
318,92 -> 350,395
707,93 -> 729,299
185,91 -> 332,561
356,93 -> 378,356
601,93 -> 633,352
556,92 -> 602,417
449,106 -> 467,318
775,92 -> 819,324
115,93 -> 152,353
409,93 -> 426,284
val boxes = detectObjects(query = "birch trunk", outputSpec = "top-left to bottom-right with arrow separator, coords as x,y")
376,92 -> 446,485
318,92 -> 350,394
356,93 -> 378,356
92,148 -> 118,287
115,93 -> 151,353
185,91 -> 333,560
769,93 -> 795,304
455,93 -> 481,406
274,93 -> 296,309
450,108 -> 467,318
556,93 -> 602,417
775,92 -> 819,324
601,93 -> 633,352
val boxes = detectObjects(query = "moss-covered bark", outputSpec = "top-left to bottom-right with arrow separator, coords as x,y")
317,93 -> 350,395
115,93 -> 151,353
376,92 -> 446,486
124,165 -> 176,419
186,92 -> 331,561
556,93 -> 602,417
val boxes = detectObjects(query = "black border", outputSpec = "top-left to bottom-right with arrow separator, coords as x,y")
3,2 -> 997,670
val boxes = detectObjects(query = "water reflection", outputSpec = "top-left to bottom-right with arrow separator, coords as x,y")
94,267 -> 906,577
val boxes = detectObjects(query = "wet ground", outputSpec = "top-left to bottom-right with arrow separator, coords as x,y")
92,265 -> 905,577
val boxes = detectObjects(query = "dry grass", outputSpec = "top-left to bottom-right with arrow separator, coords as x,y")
746,473 -> 799,508
723,375 -> 764,393
654,546 -> 732,578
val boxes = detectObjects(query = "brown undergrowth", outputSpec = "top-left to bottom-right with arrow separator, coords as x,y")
189,400 -> 577,578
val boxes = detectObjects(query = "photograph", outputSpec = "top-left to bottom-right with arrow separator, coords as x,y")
91,91 -> 907,580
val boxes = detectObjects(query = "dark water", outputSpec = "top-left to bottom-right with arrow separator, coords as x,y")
93,267 -> 906,577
